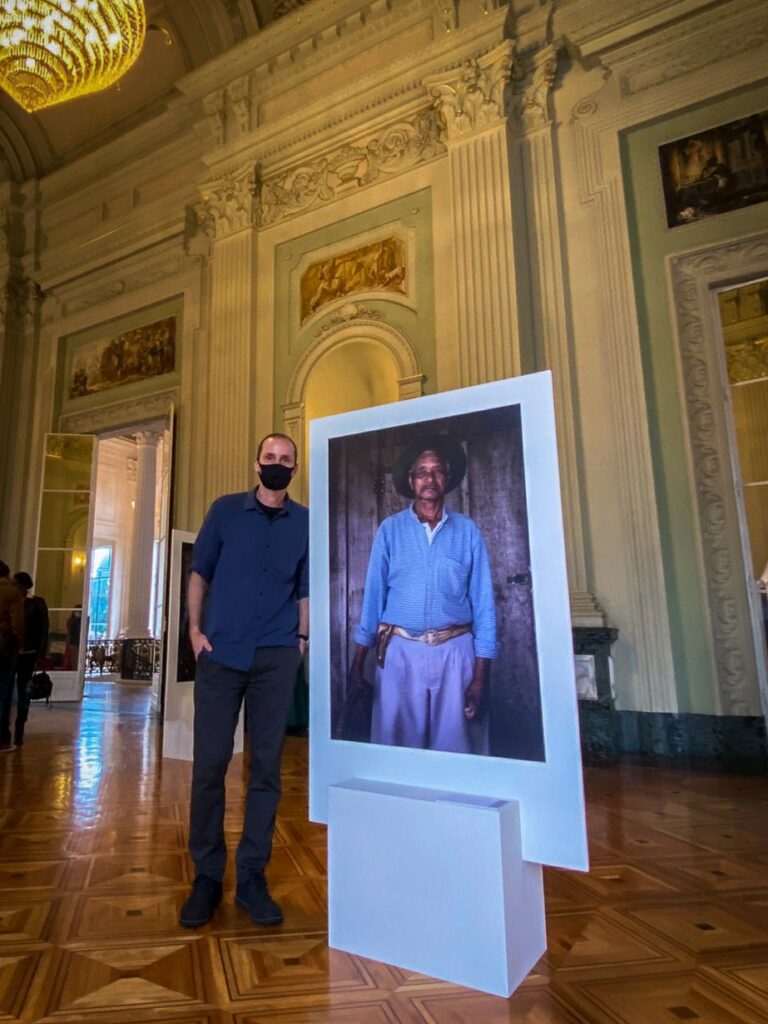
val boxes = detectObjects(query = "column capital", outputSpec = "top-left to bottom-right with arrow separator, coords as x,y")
3,274 -> 40,331
509,44 -> 559,136
423,41 -> 514,142
198,162 -> 261,240
132,429 -> 163,448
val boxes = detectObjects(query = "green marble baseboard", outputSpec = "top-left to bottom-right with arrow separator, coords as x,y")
579,706 -> 768,772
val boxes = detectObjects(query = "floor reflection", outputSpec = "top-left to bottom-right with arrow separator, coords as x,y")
1,684 -> 768,1022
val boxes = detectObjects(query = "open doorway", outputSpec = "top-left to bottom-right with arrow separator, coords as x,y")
716,277 -> 768,690
84,421 -> 173,713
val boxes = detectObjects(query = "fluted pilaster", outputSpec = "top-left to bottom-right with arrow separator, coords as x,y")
198,164 -> 259,501
511,45 -> 603,625
425,42 -> 521,385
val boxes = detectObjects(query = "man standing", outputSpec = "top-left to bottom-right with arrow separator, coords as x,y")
0,560 -> 24,753
180,434 -> 309,929
1,572 -> 48,746
349,436 -> 497,754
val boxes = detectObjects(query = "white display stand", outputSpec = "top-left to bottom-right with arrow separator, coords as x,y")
48,670 -> 80,702
310,374 -> 588,997
162,529 -> 243,760
329,779 -> 546,997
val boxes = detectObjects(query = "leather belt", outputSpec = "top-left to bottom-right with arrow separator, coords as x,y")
391,624 -> 472,646
375,623 -> 472,668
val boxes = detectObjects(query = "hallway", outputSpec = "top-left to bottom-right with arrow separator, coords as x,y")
1,691 -> 768,1022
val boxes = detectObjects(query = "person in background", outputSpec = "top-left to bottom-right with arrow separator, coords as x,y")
64,605 -> 82,671
1,572 -> 49,746
0,560 -> 24,752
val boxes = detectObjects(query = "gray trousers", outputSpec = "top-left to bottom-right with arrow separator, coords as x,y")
189,646 -> 301,883
371,633 -> 485,753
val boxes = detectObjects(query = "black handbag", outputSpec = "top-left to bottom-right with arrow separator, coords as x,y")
26,671 -> 53,703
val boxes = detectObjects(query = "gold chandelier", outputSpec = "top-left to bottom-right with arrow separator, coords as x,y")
0,0 -> 147,113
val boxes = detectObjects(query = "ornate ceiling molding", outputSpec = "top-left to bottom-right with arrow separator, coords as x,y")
38,234 -> 190,321
228,74 -> 253,134
59,388 -> 178,436
609,0 -> 768,98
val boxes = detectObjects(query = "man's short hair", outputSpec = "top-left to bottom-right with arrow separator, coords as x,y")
256,432 -> 297,463
0,560 -> 9,578
13,571 -> 33,590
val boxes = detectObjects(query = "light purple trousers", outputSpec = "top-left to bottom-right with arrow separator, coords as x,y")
371,633 -> 487,754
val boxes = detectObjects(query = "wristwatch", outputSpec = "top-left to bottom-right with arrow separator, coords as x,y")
298,633 -> 309,642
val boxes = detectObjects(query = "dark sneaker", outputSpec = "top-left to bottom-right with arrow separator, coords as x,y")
179,875 -> 222,928
236,872 -> 283,925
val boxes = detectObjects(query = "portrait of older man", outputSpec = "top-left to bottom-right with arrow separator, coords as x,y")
348,435 -> 498,754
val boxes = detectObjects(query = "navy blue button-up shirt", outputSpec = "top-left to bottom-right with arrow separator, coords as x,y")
191,490 -> 309,670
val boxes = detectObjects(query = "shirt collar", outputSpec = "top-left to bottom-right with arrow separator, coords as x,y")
244,489 -> 293,515
407,503 -> 450,525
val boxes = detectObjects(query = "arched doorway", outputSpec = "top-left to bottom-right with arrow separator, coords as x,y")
283,317 -> 425,503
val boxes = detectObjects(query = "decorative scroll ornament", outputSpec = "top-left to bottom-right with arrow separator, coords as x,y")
259,109 -> 444,228
424,41 -> 513,141
317,303 -> 384,337
199,164 -> 260,240
0,0 -> 146,113
510,46 -> 558,134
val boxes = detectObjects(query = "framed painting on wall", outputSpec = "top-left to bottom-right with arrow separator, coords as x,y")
659,110 -> 768,227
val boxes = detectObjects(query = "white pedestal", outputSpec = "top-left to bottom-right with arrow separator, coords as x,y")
328,779 -> 546,997
49,670 -> 81,702
162,712 -> 244,761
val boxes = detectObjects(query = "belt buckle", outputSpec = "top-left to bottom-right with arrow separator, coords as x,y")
424,629 -> 438,646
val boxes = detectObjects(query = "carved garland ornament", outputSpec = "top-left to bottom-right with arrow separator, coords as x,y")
258,109 -> 444,228
670,235 -> 768,716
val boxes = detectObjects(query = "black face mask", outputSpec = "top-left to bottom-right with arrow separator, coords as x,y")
258,462 -> 294,491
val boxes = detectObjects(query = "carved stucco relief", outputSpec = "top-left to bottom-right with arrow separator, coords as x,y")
670,233 -> 768,716
58,388 -> 178,435
258,108 -> 445,228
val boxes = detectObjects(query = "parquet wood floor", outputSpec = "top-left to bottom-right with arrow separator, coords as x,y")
1,682 -> 768,1023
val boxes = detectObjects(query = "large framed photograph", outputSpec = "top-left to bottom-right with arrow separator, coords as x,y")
162,529 -> 197,761
309,373 -> 587,871
166,530 -> 197,686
